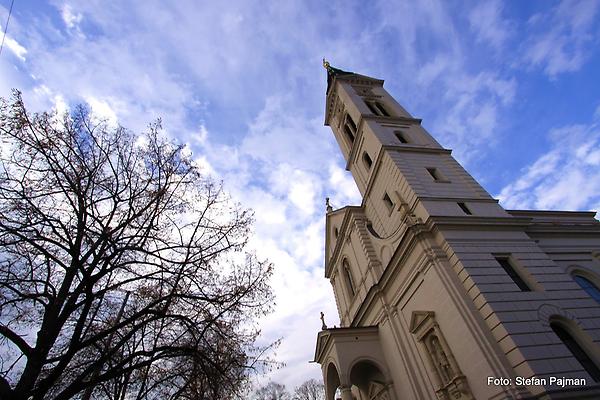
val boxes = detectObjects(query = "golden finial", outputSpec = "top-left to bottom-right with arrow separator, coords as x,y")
322,58 -> 330,70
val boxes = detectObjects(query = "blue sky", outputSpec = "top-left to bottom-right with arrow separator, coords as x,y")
1,0 -> 600,391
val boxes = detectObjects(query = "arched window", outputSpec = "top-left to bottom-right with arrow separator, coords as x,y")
551,322 -> 600,382
573,275 -> 600,304
343,259 -> 355,297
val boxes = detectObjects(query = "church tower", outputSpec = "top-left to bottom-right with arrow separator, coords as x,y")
314,62 -> 600,400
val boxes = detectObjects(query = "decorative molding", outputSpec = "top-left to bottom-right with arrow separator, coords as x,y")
351,84 -> 377,97
537,303 -> 579,327
409,311 -> 436,338
409,311 -> 474,400
403,212 -> 423,228
354,218 -> 383,274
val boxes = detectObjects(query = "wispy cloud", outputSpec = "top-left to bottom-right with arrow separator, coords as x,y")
523,0 -> 600,77
370,1 -> 517,165
468,0 -> 512,50
498,113 -> 600,212
0,24 -> 27,61
428,70 -> 517,163
60,3 -> 82,31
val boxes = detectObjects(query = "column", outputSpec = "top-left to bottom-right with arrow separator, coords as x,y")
339,385 -> 354,400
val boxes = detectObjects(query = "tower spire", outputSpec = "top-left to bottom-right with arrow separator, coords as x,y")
322,58 -> 352,92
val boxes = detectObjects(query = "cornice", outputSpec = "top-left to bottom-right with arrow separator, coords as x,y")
313,326 -> 379,363
424,215 -> 532,230
326,206 -> 363,278
382,144 -> 452,154
362,115 -> 422,125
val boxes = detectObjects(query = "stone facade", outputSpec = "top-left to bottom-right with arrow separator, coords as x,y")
314,64 -> 600,400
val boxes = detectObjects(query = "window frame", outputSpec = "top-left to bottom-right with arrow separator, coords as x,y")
572,271 -> 600,304
550,321 -> 600,382
494,255 -> 532,292
362,151 -> 373,170
382,192 -> 394,214
342,259 -> 356,298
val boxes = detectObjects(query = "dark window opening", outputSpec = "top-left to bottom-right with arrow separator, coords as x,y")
346,115 -> 357,132
458,202 -> 472,215
365,100 -> 390,117
343,115 -> 357,144
383,192 -> 394,212
365,101 -> 379,115
551,323 -> 600,382
574,275 -> 600,304
363,152 -> 373,170
343,260 -> 355,297
375,102 -> 390,116
334,227 -> 339,238
495,256 -> 531,291
394,130 -> 408,143
344,123 -> 355,143
426,168 -> 444,181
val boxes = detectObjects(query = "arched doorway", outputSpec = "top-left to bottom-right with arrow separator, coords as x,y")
349,360 -> 390,400
326,362 -> 341,400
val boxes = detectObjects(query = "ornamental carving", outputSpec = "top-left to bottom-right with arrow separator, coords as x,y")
409,311 -> 473,400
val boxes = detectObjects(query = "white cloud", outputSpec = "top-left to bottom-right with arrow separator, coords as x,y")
498,117 -> 600,212
269,164 -> 320,216
371,1 -> 517,165
84,96 -> 119,126
523,0 -> 600,77
52,94 -> 69,115
187,100 -> 345,389
60,4 -> 83,30
430,72 -> 516,163
328,163 -> 361,206
0,23 -> 27,61
468,0 -> 512,49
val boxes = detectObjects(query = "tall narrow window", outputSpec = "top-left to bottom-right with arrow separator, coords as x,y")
344,124 -> 355,143
495,256 -> 531,291
365,101 -> 379,115
343,115 -> 356,144
346,115 -> 357,132
375,102 -> 390,116
383,192 -> 394,213
573,275 -> 600,304
457,202 -> 472,215
551,322 -> 600,382
362,152 -> 373,170
394,130 -> 408,143
343,260 -> 355,297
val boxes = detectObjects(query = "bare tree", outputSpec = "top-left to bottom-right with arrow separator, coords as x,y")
293,379 -> 325,400
0,91 -> 275,400
254,381 -> 290,400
